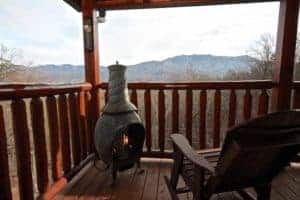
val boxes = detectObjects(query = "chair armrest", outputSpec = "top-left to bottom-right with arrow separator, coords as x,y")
171,134 -> 215,173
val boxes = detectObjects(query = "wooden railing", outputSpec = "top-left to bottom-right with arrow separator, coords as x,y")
2,80 -> 300,200
97,80 -> 275,157
0,83 -> 93,200
292,81 -> 300,109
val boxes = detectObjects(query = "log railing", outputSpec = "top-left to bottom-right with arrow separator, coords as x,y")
0,83 -> 93,200
97,80 -> 275,157
292,81 -> 300,109
3,80 -> 297,199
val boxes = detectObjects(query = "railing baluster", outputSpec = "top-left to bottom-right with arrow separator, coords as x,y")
12,99 -> 34,200
104,89 -> 108,103
213,90 -> 221,148
85,92 -> 93,153
243,89 -> 252,120
158,89 -> 165,152
228,89 -> 237,128
58,94 -> 71,172
172,89 -> 179,133
257,89 -> 269,116
0,105 -> 12,200
78,91 -> 88,159
144,89 -> 152,152
46,96 -> 63,181
69,93 -> 81,165
199,90 -> 207,149
186,89 -> 193,143
30,97 -> 49,194
293,89 -> 300,109
130,89 -> 138,108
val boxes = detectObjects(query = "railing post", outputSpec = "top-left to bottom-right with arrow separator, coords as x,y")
82,0 -> 100,133
272,0 -> 299,111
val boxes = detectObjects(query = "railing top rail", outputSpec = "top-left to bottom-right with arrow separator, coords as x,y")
0,82 -> 92,100
292,81 -> 300,89
97,80 -> 276,90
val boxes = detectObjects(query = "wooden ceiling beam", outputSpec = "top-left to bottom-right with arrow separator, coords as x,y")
63,0 -> 81,11
94,0 -> 277,10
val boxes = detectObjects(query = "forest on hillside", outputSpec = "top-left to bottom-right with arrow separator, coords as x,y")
1,34 -> 300,83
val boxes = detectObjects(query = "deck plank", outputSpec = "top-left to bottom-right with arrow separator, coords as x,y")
156,159 -> 171,200
140,159 -> 161,200
56,159 -> 300,200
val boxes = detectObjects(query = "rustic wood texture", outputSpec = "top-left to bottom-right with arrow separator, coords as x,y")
199,90 -> 207,149
84,91 -> 93,153
65,0 -> 280,11
228,89 -> 237,128
145,89 -> 152,152
82,0 -> 101,132
11,99 -> 34,200
213,90 -> 221,148
0,105 -> 12,200
78,91 -> 88,159
257,89 -> 269,116
158,89 -> 165,152
98,80 -> 274,90
272,0 -> 299,111
94,0 -> 278,10
46,96 -> 63,181
185,89 -> 193,143
130,89 -> 138,107
30,97 -> 49,194
172,89 -> 179,133
58,94 -> 71,172
243,89 -> 252,120
292,89 -> 300,109
0,83 -> 91,100
56,158 -> 300,200
69,93 -> 81,165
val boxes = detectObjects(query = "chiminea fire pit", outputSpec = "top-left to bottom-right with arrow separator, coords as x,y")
94,63 -> 145,181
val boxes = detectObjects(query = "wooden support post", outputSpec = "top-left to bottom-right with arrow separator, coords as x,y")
272,0 -> 299,111
82,0 -> 100,132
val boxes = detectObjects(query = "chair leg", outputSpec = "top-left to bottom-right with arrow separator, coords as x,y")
170,147 -> 183,188
255,184 -> 271,200
164,176 -> 180,200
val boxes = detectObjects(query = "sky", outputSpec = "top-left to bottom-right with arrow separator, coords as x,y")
0,0 -> 293,66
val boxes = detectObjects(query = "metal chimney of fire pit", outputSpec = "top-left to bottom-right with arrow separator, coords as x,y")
94,62 -> 145,181
102,63 -> 137,114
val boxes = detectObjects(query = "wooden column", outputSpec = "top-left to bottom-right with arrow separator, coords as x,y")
272,0 -> 299,111
82,0 -> 100,131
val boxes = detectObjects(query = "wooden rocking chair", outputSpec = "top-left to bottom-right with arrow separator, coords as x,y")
165,110 -> 300,200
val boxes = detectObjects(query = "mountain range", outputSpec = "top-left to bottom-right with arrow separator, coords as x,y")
5,54 -> 254,83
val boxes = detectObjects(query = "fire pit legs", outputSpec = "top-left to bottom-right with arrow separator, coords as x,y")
112,160 -> 117,184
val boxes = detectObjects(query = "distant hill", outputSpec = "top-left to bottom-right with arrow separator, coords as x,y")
5,54 -> 254,83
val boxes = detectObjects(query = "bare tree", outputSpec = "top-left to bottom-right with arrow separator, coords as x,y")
0,44 -> 33,81
247,33 -> 275,80
0,44 -> 18,80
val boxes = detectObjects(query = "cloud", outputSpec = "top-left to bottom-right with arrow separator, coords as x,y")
0,0 -> 83,65
99,2 -> 280,65
0,1 -> 283,66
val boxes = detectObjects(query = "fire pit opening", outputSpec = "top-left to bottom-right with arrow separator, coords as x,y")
112,124 -> 145,171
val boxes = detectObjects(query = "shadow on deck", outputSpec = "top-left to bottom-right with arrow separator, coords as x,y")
55,158 -> 300,200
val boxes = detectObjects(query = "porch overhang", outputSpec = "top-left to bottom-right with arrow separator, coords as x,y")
63,0 -> 278,11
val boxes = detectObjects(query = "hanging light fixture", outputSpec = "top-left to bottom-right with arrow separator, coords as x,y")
97,9 -> 106,23
83,17 -> 93,50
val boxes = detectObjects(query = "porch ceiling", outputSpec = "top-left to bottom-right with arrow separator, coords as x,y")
63,0 -> 277,12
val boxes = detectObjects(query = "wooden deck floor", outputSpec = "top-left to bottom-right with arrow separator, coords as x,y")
55,158 -> 300,200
